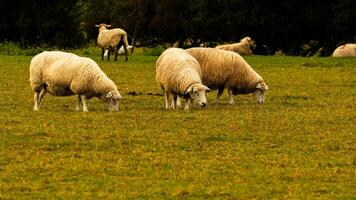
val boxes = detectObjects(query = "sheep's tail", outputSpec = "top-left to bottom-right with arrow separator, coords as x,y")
122,33 -> 129,47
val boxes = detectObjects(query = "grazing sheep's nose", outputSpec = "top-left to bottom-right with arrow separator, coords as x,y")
200,102 -> 207,107
258,100 -> 264,105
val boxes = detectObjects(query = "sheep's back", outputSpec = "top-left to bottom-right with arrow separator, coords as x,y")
30,51 -> 76,82
30,51 -> 105,95
97,28 -> 128,49
332,44 -> 356,57
156,48 -> 202,94
186,48 -> 262,89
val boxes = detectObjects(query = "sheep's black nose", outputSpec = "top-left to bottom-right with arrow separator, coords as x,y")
201,102 -> 206,107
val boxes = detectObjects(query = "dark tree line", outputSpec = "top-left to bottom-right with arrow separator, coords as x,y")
0,0 -> 355,55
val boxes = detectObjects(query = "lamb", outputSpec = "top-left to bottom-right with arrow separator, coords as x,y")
185,47 -> 268,105
104,45 -> 133,58
332,44 -> 356,57
215,36 -> 255,55
95,23 -> 129,61
156,48 -> 210,110
29,51 -> 122,112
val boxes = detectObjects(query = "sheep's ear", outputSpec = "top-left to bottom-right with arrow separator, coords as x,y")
95,24 -> 100,27
185,85 -> 194,94
205,86 -> 211,92
106,24 -> 112,28
256,83 -> 262,89
106,91 -> 113,98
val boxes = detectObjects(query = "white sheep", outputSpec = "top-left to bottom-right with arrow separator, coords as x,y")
216,36 -> 255,55
95,23 -> 129,61
185,47 -> 268,105
156,48 -> 210,110
332,44 -> 356,57
104,45 -> 133,58
29,51 -> 122,112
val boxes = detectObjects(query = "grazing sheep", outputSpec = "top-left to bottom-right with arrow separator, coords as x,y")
29,51 -> 122,112
104,45 -> 133,58
216,36 -> 255,55
185,47 -> 268,105
95,23 -> 129,61
156,48 -> 210,110
332,44 -> 356,57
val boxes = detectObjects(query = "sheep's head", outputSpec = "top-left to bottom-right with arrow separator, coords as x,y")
242,36 -> 256,49
102,90 -> 123,111
253,82 -> 268,105
127,45 -> 134,54
95,23 -> 112,31
185,83 -> 210,108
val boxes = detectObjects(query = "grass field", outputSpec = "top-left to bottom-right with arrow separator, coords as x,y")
0,51 -> 355,199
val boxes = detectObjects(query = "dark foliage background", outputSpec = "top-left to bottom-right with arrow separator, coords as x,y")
0,0 -> 355,55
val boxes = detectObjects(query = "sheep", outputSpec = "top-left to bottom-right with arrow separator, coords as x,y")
215,36 -> 255,55
185,47 -> 268,105
155,48 -> 210,110
95,23 -> 129,61
29,51 -> 122,112
332,44 -> 356,57
104,45 -> 133,58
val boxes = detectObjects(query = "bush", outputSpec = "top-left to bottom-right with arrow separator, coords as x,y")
0,41 -> 52,56
143,45 -> 165,56
0,41 -> 22,55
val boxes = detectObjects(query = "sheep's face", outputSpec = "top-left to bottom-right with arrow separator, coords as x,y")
186,84 -> 210,108
245,37 -> 256,49
253,82 -> 268,104
103,90 -> 122,111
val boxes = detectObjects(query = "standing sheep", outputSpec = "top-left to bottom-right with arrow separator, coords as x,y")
332,44 -> 356,57
216,36 -> 255,55
95,23 -> 129,61
156,48 -> 210,110
185,47 -> 268,105
29,51 -> 122,112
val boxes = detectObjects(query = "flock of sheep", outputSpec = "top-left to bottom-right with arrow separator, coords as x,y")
29,24 -> 355,112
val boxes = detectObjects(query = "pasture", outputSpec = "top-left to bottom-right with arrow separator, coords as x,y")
0,51 -> 355,199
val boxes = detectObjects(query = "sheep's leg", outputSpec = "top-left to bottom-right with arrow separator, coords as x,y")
184,99 -> 190,110
228,89 -> 235,104
80,95 -> 88,112
170,98 -> 174,109
101,48 -> 105,61
164,91 -> 170,110
123,45 -> 128,61
176,96 -> 181,108
213,88 -> 224,105
114,47 -> 118,61
76,95 -> 82,111
107,50 -> 110,61
33,91 -> 40,111
37,89 -> 47,107
171,95 -> 178,109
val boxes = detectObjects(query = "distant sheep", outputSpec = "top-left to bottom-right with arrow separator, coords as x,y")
104,45 -> 133,58
332,44 -> 356,57
156,48 -> 210,110
95,23 -> 129,61
216,36 -> 255,55
29,51 -> 122,112
185,47 -> 268,105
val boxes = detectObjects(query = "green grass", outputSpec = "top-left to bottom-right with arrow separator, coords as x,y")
0,53 -> 355,199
